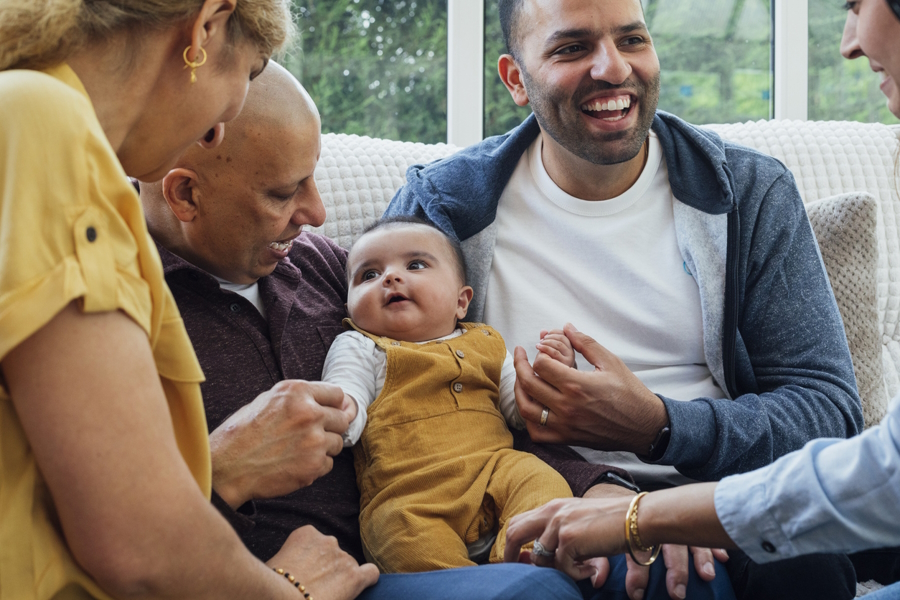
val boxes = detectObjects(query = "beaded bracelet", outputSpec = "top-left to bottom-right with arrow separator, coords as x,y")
273,567 -> 312,599
624,492 -> 661,567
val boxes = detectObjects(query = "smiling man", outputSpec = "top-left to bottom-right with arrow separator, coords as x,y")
385,0 -> 865,599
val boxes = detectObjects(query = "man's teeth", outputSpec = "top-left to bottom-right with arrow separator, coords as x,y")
580,96 -> 632,112
269,240 -> 293,252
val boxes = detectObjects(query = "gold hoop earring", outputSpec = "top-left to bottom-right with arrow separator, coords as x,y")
183,46 -> 208,84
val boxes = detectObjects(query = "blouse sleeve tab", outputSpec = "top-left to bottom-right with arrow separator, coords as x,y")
72,208 -> 117,313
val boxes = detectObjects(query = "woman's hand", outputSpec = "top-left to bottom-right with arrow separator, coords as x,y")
503,496 -> 633,581
266,527 -> 379,600
505,486 -> 735,600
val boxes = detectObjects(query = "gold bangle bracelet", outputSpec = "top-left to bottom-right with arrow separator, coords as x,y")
273,567 -> 312,599
624,491 -> 661,567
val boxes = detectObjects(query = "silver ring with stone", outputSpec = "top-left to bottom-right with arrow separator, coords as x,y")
532,539 -> 555,559
540,407 -> 550,427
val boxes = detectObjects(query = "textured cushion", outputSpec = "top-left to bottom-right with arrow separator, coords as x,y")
311,133 -> 459,249
806,192 -> 886,427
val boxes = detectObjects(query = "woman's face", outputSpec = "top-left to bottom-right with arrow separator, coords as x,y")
118,38 -> 267,181
841,0 -> 900,117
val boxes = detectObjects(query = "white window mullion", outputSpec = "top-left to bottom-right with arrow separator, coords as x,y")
447,0 -> 484,146
773,0 -> 808,120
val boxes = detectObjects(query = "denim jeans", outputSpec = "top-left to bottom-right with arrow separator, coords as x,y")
358,555 -> 736,600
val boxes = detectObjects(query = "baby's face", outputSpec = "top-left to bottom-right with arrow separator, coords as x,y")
346,225 -> 472,342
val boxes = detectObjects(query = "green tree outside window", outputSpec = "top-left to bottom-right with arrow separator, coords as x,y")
288,1 -> 448,144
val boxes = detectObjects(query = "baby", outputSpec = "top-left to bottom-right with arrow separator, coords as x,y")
322,216 -> 573,573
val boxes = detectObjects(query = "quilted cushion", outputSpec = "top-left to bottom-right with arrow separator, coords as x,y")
310,134 -> 458,250
806,192 -> 886,427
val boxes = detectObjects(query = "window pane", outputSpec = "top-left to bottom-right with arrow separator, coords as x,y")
645,0 -> 771,124
288,1 -> 448,143
483,0 -> 772,138
808,0 -> 896,123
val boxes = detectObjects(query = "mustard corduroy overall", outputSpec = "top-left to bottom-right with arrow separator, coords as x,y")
348,320 -> 572,573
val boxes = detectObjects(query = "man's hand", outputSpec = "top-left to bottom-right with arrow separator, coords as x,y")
266,526 -> 379,600
536,328 -> 577,368
514,323 -> 668,454
209,380 -> 349,509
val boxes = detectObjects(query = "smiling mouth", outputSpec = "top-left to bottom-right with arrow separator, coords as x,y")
268,239 -> 294,252
580,94 -> 633,122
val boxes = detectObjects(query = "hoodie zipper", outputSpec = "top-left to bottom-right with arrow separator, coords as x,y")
723,209 -> 740,398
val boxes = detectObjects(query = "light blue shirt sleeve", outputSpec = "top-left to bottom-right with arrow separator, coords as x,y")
714,397 -> 900,563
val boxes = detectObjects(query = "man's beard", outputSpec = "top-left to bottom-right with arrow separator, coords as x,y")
522,69 -> 661,166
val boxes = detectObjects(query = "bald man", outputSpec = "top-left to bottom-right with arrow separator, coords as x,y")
141,63 -> 590,600
141,62 -> 358,561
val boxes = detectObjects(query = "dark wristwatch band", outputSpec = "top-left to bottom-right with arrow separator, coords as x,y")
590,471 -> 641,495
647,425 -> 671,462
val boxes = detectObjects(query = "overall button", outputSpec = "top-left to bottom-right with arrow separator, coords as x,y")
761,541 -> 776,553
453,382 -> 463,393
481,329 -> 490,335
86,226 -> 97,242
455,349 -> 465,358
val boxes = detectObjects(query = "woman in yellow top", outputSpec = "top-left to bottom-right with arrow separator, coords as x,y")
0,1 -> 378,599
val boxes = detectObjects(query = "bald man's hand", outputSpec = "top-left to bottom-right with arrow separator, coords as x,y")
209,380 -> 349,509
267,526 -> 379,600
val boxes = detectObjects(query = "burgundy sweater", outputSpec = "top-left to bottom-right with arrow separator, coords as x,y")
158,232 -> 628,563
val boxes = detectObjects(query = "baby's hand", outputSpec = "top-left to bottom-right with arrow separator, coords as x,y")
536,329 -> 577,368
341,393 -> 359,423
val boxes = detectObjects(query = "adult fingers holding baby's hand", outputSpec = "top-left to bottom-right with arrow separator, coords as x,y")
514,347 -> 570,444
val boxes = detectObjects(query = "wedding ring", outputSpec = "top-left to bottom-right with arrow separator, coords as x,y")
540,407 -> 550,427
532,539 -> 555,559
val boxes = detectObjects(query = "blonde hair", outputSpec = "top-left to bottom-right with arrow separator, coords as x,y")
0,0 -> 294,72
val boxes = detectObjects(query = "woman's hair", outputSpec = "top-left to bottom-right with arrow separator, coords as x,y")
0,0 -> 294,72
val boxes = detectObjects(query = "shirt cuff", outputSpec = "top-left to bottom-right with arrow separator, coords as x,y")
656,396 -> 716,470
714,469 -> 793,564
342,395 -> 367,446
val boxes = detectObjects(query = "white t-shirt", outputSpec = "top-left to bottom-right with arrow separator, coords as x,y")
483,132 -> 723,487
322,328 -> 522,446
215,276 -> 266,319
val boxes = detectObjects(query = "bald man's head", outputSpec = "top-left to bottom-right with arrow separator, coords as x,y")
177,61 -> 321,176
142,62 -> 328,284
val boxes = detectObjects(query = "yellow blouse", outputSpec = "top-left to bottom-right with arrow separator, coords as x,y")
0,65 -> 209,600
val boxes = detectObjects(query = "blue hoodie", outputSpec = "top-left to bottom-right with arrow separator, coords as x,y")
385,111 -> 863,481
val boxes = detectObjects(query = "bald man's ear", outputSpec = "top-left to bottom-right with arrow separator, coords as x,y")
498,54 -> 529,107
161,168 -> 201,223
